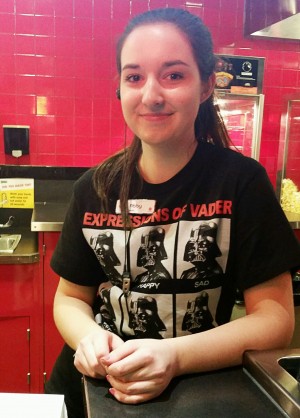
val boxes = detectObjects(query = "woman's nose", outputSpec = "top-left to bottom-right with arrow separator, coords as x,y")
141,78 -> 164,108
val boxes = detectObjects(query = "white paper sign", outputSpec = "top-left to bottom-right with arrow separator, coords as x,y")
0,178 -> 34,208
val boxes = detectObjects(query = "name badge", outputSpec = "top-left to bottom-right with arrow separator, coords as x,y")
116,199 -> 156,214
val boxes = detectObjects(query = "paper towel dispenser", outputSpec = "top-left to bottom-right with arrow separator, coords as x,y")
3,125 -> 29,157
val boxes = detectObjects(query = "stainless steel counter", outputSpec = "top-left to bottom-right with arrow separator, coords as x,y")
0,229 -> 39,264
243,349 -> 300,418
31,201 -> 69,232
0,201 -> 68,263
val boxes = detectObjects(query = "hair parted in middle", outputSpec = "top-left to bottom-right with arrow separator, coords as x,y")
93,7 -> 232,225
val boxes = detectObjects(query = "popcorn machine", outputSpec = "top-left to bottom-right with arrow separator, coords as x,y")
277,98 -> 300,305
277,99 -> 300,229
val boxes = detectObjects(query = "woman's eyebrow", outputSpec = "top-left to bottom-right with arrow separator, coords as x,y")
163,60 -> 189,68
122,60 -> 189,72
122,63 -> 140,71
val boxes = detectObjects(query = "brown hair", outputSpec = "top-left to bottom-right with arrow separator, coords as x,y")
93,8 -> 231,224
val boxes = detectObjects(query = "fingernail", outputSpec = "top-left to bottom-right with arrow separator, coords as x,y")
109,388 -> 115,396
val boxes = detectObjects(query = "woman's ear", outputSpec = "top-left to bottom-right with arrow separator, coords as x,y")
200,73 -> 216,104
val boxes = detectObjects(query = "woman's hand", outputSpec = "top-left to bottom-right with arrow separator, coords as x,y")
100,338 -> 177,404
74,329 -> 124,379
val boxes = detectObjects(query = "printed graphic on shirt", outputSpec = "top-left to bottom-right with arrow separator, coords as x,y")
82,199 -> 232,228
95,285 -> 171,338
129,295 -> 167,339
83,213 -> 230,339
181,291 -> 215,333
89,231 -> 123,286
135,227 -> 172,282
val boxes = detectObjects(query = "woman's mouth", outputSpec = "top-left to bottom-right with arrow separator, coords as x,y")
140,113 -> 172,122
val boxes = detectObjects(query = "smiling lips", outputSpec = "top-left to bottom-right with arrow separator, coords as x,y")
139,112 -> 173,121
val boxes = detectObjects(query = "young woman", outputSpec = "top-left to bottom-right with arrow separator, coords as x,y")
46,8 -> 300,418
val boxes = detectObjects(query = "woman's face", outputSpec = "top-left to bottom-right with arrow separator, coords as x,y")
119,23 -> 214,149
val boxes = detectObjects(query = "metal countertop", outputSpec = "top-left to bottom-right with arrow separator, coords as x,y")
0,229 -> 39,264
31,201 -> 69,232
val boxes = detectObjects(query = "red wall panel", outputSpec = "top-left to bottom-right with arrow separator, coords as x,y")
0,0 -> 299,186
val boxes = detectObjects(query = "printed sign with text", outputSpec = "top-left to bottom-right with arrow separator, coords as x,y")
0,178 -> 34,208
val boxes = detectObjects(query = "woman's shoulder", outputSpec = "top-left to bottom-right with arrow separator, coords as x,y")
198,141 -> 265,175
75,166 -> 95,184
73,167 -> 97,196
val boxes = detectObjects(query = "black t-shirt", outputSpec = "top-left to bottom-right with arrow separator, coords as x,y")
51,142 -> 300,339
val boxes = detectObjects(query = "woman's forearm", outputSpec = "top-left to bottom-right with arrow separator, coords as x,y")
53,291 -> 101,350
170,273 -> 294,377
169,302 -> 294,377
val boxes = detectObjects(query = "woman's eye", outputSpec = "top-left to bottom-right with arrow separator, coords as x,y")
167,73 -> 183,80
125,74 -> 141,82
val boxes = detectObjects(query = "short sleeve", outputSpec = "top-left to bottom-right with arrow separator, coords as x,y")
231,164 -> 300,290
50,182 -> 105,287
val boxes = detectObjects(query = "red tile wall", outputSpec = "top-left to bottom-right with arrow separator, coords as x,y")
0,0 -> 300,186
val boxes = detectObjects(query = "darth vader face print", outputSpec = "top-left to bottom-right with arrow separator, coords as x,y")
129,296 -> 166,339
136,227 -> 171,282
90,231 -> 122,286
180,222 -> 223,280
182,291 -> 214,333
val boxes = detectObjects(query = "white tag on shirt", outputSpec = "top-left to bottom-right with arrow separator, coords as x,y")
115,199 -> 156,214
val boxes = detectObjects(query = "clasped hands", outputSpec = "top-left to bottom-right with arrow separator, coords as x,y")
73,330 -> 177,404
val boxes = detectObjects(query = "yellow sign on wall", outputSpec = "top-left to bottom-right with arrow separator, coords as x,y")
0,179 -> 34,208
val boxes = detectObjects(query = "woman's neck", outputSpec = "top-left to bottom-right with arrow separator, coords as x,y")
138,140 -> 198,184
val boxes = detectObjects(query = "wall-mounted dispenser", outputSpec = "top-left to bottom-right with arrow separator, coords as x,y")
3,125 -> 30,158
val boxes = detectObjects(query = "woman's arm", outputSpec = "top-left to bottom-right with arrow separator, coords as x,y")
53,277 -> 124,377
53,277 -> 100,349
171,271 -> 294,375
102,271 -> 294,403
